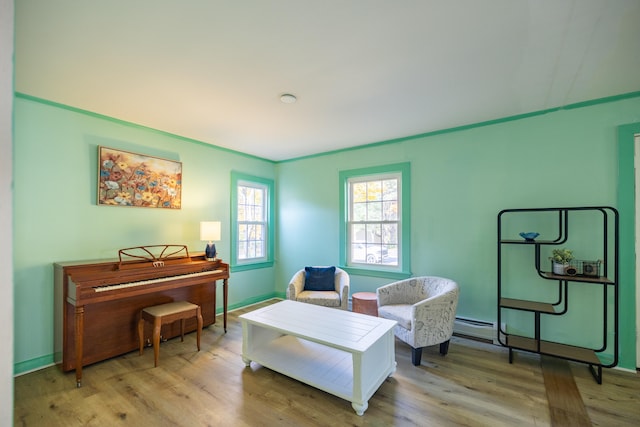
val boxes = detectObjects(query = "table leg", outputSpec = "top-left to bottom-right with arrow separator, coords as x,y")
351,401 -> 368,416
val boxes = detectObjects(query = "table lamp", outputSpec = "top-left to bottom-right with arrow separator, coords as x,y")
200,221 -> 221,261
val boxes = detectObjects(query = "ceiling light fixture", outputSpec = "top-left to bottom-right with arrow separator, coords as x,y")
280,93 -> 297,104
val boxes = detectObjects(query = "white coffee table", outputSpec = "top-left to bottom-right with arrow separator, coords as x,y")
239,300 -> 397,415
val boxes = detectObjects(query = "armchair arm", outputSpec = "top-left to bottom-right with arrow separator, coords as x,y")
286,269 -> 306,300
411,287 -> 459,343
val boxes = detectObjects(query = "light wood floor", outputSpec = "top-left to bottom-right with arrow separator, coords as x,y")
14,299 -> 640,426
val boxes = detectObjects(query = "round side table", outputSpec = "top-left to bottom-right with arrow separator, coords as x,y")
352,292 -> 378,316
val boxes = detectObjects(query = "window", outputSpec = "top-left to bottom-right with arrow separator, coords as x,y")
231,172 -> 274,271
340,163 -> 411,279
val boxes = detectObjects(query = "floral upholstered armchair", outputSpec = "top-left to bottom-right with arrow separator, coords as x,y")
376,276 -> 459,366
287,266 -> 350,310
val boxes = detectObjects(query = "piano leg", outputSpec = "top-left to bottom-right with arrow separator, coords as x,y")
138,312 -> 145,355
196,306 -> 202,350
75,306 -> 85,387
223,278 -> 228,333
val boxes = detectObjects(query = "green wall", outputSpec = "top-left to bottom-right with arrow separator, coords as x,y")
13,93 -> 640,374
276,95 -> 640,369
13,95 -> 277,374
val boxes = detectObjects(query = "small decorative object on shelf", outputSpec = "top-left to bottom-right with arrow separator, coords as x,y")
519,232 -> 539,242
549,248 -> 574,275
580,260 -> 601,277
552,259 -> 602,277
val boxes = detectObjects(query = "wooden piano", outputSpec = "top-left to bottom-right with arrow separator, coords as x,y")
53,245 -> 229,387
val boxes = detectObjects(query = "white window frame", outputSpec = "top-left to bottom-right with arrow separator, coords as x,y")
339,163 -> 411,279
231,172 -> 274,271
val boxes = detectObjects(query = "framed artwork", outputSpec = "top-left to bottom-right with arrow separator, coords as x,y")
98,146 -> 182,209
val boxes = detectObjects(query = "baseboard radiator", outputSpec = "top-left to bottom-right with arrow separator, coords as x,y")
453,317 -> 498,344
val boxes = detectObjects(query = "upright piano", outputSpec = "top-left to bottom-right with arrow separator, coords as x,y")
54,245 -> 229,387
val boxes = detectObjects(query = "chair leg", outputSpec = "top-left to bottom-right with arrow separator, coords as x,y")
137,314 -> 144,355
411,347 -> 423,366
439,339 -> 450,355
196,306 -> 202,351
152,318 -> 162,367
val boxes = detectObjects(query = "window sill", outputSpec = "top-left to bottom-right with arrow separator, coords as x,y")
231,261 -> 274,272
339,266 -> 411,280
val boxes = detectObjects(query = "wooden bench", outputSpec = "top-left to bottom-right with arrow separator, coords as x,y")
138,301 -> 203,367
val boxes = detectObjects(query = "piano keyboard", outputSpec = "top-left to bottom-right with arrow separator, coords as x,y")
93,269 -> 224,292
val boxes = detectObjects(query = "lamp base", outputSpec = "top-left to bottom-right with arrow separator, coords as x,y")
205,243 -> 217,261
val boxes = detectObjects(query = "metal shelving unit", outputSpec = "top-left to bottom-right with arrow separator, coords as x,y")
497,206 -> 619,384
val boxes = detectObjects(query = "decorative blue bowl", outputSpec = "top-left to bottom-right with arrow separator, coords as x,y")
519,232 -> 539,242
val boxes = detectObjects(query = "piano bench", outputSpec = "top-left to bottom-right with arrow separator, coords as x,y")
137,301 -> 203,367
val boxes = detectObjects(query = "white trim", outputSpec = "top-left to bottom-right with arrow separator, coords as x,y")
237,181 -> 268,261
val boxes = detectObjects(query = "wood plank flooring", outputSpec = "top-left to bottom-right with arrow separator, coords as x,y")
541,355 -> 591,426
14,299 -> 640,426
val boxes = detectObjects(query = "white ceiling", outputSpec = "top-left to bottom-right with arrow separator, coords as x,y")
15,0 -> 640,161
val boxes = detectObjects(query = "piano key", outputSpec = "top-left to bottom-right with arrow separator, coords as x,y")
93,269 -> 224,292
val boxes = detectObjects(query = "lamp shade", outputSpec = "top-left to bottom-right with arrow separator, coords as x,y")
200,221 -> 221,242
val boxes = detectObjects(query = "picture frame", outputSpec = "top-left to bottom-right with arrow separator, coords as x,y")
98,146 -> 182,209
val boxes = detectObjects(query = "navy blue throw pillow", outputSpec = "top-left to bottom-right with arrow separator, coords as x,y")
304,266 -> 336,291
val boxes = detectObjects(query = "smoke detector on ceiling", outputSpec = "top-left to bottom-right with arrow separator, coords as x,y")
280,94 -> 297,104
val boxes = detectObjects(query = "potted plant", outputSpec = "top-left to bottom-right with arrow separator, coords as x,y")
549,248 -> 573,275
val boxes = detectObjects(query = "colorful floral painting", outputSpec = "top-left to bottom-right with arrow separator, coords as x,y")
98,146 -> 182,209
